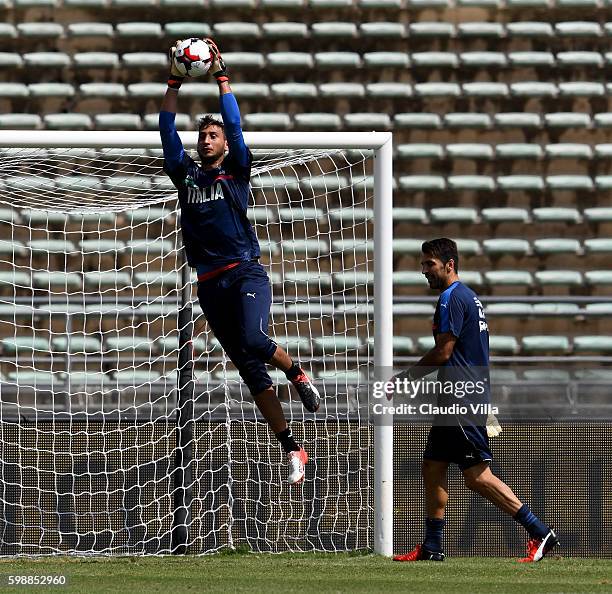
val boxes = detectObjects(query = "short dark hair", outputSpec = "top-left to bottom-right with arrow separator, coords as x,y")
197,115 -> 224,134
421,238 -> 459,273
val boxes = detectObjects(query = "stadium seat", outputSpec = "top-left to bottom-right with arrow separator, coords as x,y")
1,336 -> 50,354
546,176 -> 594,190
319,83 -> 365,97
223,52 -> 265,69
584,239 -> 612,253
284,239 -> 329,255
392,239 -> 425,253
463,83 -> 509,97
394,113 -> 441,129
0,24 -> 17,38
17,23 -> 63,37
411,52 -> 458,68
29,83 -> 74,97
545,113 -> 592,128
533,239 -> 581,254
285,302 -> 336,316
559,82 -> 605,97
23,52 -> 71,68
494,113 -> 541,128
429,208 -> 478,223
127,238 -> 175,254
507,52 -> 555,67
267,52 -> 314,68
532,303 -> 580,316
67,23 -> 111,38
0,238 -> 26,255
94,114 -> 142,130
261,22 -> 308,37
483,238 -> 530,255
0,82 -> 29,99
74,52 -> 120,68
505,22 -> 553,37
532,207 -> 582,223
366,83 -> 413,98
554,22 -> 602,37
408,22 -> 455,37
363,52 -> 410,68
164,23 -> 211,37
595,114 -> 612,130
278,207 -> 325,223
0,114 -> 41,128
416,336 -> 435,352
80,83 -> 127,97
446,144 -> 494,159
21,209 -> 65,223
133,271 -> 180,287
444,114 -> 492,129
484,270 -> 533,286
511,82 -> 557,97
594,144 -> 612,158
585,271 -> 612,285
557,52 -> 603,67
460,52 -> 507,67
497,176 -> 545,191
360,22 -> 405,38
574,336 -> 612,353
244,113 -> 291,130
116,23 -> 163,37
33,271 -> 82,288
595,176 -> 612,190
521,336 -> 570,353
584,208 -> 612,222
344,113 -> 392,129
0,53 -> 22,67
272,83 -> 317,98
303,176 -> 350,192
414,83 -> 461,97
496,144 -> 543,159
127,83 -> 166,98
392,304 -> 435,317
311,0 -> 352,6
457,22 -> 504,37
43,113 -> 92,130
535,270 -> 583,286
315,52 -> 361,69
489,336 -> 520,354
80,240 -> 126,255
51,334 -> 102,353
399,176 -> 446,191
523,369 -> 571,382
311,22 -> 358,38
397,144 -> 444,159
485,303 -> 533,316
447,176 -> 495,191
392,207 -> 428,223
122,53 -> 168,68
284,271 -> 332,286
55,176 -> 102,192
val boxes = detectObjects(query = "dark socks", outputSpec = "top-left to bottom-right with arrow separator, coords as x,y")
275,427 -> 300,454
285,363 -> 302,382
514,504 -> 549,539
423,518 -> 445,553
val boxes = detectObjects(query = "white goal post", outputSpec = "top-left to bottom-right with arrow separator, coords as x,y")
0,130 -> 393,556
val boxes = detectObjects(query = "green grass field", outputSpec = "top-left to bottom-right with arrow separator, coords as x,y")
0,552 -> 610,594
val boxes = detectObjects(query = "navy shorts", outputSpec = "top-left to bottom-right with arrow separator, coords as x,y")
197,260 -> 278,396
423,425 -> 493,471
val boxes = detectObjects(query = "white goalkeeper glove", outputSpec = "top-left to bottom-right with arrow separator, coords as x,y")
167,40 -> 185,90
486,412 -> 502,438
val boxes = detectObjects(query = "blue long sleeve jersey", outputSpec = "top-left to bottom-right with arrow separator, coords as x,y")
159,93 -> 260,275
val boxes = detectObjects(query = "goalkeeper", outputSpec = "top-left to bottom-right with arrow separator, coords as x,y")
393,238 -> 558,563
159,39 -> 319,485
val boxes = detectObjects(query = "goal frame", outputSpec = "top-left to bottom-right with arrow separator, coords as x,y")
0,130 -> 394,557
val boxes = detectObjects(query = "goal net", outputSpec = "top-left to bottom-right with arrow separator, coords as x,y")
0,131 -> 392,555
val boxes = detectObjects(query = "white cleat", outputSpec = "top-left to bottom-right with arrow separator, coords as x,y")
287,448 -> 308,485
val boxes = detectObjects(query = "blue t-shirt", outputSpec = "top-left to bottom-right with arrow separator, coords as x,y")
432,281 -> 490,407
159,94 -> 260,274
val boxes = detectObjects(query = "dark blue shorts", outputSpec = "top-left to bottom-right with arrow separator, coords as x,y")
423,425 -> 493,471
197,260 -> 278,396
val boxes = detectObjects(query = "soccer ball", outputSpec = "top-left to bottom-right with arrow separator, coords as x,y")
173,38 -> 212,77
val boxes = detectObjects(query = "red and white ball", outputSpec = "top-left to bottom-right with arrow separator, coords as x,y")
173,38 -> 212,77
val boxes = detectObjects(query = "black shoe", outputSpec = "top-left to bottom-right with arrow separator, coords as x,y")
290,370 -> 320,413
